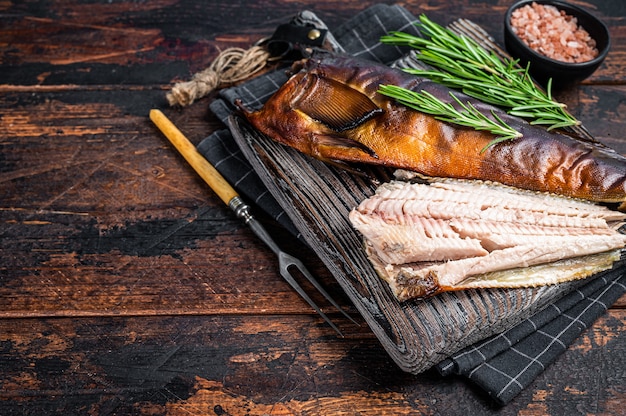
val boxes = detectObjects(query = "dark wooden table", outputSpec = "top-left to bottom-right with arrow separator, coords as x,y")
2,1 -> 625,414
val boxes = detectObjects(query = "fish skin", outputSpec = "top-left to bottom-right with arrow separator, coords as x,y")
240,51 -> 626,206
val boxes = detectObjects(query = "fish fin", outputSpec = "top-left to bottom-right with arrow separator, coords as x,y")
318,158 -> 368,175
317,133 -> 378,159
235,99 -> 253,115
296,74 -> 383,132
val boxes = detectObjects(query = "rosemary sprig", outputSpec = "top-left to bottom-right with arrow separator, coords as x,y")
380,14 -> 580,133
379,85 -> 522,152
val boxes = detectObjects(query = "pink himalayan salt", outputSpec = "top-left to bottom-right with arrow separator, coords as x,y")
510,2 -> 599,63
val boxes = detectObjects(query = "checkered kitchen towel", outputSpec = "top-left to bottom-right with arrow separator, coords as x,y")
196,4 -> 626,405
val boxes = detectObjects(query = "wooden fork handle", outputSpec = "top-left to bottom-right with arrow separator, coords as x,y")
149,109 -> 238,205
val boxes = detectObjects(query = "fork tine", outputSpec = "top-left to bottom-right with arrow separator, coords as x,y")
281,252 -> 360,326
278,253 -> 344,336
246,214 -> 356,335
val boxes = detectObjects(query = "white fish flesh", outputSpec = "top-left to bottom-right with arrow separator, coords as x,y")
349,179 -> 626,301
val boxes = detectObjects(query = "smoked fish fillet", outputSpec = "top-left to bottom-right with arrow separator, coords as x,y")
350,179 -> 626,300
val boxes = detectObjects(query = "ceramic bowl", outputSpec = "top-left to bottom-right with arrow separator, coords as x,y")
504,0 -> 610,88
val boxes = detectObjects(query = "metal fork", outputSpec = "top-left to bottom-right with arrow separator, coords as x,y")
150,109 -> 356,336
229,196 -> 357,335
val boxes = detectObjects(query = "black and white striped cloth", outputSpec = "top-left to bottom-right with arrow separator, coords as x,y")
197,4 -> 626,405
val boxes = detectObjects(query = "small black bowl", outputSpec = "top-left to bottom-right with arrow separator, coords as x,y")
504,0 -> 610,89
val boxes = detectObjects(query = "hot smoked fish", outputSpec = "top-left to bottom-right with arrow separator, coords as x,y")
239,52 -> 626,208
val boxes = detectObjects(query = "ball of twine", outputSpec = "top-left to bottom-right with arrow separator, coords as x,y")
167,45 -> 270,107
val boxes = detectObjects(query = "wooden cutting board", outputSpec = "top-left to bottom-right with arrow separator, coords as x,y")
227,114 -> 619,374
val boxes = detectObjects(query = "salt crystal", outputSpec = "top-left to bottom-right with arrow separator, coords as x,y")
510,2 -> 599,63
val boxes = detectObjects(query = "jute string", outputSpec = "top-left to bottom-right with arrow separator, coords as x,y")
167,45 -> 270,107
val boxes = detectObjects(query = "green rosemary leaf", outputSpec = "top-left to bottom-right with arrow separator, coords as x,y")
513,103 -> 564,111
480,135 -> 515,153
548,120 -> 582,130
533,110 -> 569,119
509,110 -> 539,118
529,118 -> 562,127
546,78 -> 554,100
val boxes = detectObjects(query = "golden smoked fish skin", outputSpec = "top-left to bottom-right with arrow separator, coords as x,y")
240,52 -> 626,206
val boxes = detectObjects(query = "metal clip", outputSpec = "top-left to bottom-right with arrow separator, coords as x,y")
263,23 -> 329,62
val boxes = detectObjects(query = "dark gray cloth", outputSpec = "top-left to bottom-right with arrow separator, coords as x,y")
196,4 -> 626,405
196,128 -> 302,240
436,267 -> 625,405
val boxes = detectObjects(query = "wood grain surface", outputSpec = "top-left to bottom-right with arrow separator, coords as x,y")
1,1 -> 625,415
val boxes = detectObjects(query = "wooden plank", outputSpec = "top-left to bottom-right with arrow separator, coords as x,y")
0,90 -> 352,317
0,311 -> 623,415
1,0 -> 625,413
1,1 -> 625,86
572,85 -> 626,153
